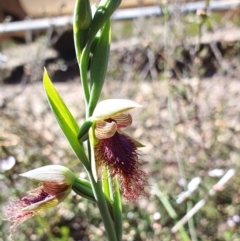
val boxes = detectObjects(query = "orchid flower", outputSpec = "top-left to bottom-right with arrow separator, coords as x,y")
3,165 -> 76,233
89,99 -> 147,201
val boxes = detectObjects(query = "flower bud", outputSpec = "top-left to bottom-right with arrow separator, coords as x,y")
74,0 -> 92,30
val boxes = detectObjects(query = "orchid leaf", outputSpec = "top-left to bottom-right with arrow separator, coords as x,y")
43,69 -> 89,168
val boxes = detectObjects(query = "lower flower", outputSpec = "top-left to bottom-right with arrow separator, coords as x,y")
3,165 -> 75,234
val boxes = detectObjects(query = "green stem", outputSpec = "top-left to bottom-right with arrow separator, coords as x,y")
74,1 -> 122,239
112,179 -> 122,241
87,170 -> 117,241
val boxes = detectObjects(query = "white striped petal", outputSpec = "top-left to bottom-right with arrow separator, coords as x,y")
114,113 -> 132,128
95,121 -> 117,139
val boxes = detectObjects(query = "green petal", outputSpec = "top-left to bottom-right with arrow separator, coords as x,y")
22,190 -> 70,212
118,130 -> 145,148
22,195 -> 58,211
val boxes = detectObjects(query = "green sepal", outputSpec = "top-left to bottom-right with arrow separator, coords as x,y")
78,119 -> 93,142
72,177 -> 96,202
118,130 -> 145,148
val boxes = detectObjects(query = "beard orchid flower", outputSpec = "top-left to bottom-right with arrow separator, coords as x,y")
3,165 -> 76,234
89,99 -> 147,202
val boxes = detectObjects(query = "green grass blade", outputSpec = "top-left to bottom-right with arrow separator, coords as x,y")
155,188 -> 191,241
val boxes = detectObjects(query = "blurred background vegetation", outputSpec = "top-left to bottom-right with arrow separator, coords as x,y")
1,0 -> 240,240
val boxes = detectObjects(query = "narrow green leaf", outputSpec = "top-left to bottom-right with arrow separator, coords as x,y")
43,69 -> 89,169
88,19 -> 111,116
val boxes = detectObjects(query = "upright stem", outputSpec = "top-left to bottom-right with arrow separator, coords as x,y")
74,0 -> 120,239
85,125 -> 117,240
87,170 -> 118,241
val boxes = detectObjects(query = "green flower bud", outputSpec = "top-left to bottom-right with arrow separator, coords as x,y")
74,0 -> 92,30
73,0 -> 92,62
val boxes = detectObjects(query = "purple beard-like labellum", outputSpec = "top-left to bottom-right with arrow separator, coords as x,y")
95,131 -> 147,201
3,187 -> 52,233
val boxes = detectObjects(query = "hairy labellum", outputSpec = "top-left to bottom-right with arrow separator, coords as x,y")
95,132 -> 147,201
